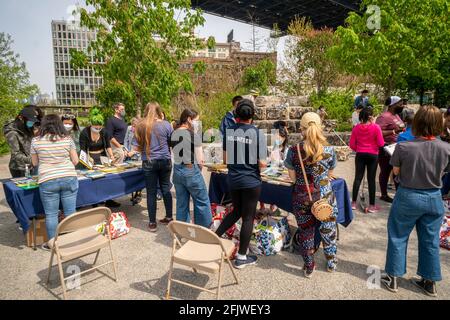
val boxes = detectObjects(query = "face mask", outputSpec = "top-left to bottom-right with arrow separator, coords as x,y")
26,121 -> 35,128
119,110 -> 126,118
91,127 -> 102,133
395,107 -> 404,115
274,139 -> 283,146
64,124 -> 74,131
192,120 -> 200,132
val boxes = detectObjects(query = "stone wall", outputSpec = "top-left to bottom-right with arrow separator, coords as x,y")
253,96 -> 350,147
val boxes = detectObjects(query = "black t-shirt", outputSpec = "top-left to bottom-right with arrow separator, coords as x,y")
170,128 -> 202,165
105,116 -> 128,145
79,127 -> 112,164
223,123 -> 267,190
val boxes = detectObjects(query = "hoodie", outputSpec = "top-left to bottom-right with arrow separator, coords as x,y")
3,120 -> 33,171
219,111 -> 236,136
349,122 -> 385,155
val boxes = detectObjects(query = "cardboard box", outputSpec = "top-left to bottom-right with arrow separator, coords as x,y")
26,218 -> 48,247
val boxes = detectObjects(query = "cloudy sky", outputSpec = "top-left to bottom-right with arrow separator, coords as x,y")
0,0 -> 282,96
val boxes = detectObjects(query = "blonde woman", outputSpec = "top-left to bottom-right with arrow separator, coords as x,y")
135,102 -> 174,232
284,112 -> 338,278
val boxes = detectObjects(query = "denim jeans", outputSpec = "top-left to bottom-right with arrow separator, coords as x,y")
142,159 -> 173,223
173,164 -> 211,228
385,186 -> 445,281
39,176 -> 79,240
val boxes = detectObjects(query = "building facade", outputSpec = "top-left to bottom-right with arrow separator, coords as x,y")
51,20 -> 103,106
180,41 -> 277,96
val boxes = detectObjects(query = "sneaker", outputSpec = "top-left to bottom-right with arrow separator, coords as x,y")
351,201 -> 357,210
411,278 -> 437,297
41,243 -> 51,251
234,255 -> 258,269
148,223 -> 157,232
380,195 -> 394,203
303,265 -> 315,278
327,264 -> 337,273
381,274 -> 398,293
105,199 -> 121,208
159,217 -> 173,225
368,205 -> 380,213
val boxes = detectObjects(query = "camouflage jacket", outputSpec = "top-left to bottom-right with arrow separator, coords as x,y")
3,120 -> 33,171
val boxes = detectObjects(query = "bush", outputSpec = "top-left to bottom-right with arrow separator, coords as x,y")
309,90 -> 354,131
242,59 -> 276,95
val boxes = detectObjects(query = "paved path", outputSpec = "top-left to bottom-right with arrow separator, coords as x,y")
0,154 -> 448,300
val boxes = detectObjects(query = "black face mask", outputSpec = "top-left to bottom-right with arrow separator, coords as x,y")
394,107 -> 404,115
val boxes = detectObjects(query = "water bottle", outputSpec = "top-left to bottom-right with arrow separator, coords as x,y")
25,165 -> 31,188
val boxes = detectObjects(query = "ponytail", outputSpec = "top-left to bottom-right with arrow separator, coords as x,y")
303,122 -> 328,163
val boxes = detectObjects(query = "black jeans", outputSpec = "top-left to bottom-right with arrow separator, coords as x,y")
142,159 -> 173,223
352,153 -> 378,205
216,186 -> 261,256
10,169 -> 25,178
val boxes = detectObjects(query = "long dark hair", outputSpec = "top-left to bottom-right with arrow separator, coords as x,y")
278,127 -> 288,153
39,114 -> 68,142
61,113 -> 80,132
359,107 -> 373,123
176,108 -> 198,130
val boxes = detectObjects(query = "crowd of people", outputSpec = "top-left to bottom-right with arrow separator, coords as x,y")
2,90 -> 449,297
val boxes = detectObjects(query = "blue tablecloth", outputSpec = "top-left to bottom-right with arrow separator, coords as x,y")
2,169 -> 146,233
209,172 -> 353,227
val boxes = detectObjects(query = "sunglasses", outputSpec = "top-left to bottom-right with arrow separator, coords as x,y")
62,114 -> 76,120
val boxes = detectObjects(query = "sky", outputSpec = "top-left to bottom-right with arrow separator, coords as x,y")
0,0 -> 281,96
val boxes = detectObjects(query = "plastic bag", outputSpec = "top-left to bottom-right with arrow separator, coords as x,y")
249,217 -> 291,256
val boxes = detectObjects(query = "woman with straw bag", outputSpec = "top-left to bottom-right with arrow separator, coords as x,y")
284,112 -> 338,278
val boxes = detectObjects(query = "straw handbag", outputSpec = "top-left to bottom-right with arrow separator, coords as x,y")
296,144 -> 333,222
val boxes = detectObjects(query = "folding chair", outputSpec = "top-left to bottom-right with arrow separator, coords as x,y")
46,207 -> 118,300
166,221 -> 239,300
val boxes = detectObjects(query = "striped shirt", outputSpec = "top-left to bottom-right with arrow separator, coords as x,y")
31,135 -> 77,184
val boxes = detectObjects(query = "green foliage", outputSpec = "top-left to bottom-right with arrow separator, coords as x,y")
196,91 -> 238,135
309,90 -> 354,130
329,0 -> 450,98
285,17 -> 339,95
72,0 -> 209,117
242,59 -> 276,95
0,32 -> 39,155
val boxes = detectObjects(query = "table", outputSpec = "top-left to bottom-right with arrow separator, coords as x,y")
2,169 -> 146,234
208,172 -> 353,227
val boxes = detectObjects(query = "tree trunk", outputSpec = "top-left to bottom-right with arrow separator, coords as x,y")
419,87 -> 425,106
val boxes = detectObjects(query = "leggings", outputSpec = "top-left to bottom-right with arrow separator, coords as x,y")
378,148 -> 392,197
352,153 -> 378,205
216,186 -> 261,256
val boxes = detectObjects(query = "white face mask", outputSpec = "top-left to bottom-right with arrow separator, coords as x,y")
64,124 -> 74,131
91,127 -> 102,133
192,120 -> 201,132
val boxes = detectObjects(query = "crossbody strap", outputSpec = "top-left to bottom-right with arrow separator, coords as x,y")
296,144 -> 313,202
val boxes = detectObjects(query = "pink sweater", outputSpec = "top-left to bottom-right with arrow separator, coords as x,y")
349,123 -> 385,155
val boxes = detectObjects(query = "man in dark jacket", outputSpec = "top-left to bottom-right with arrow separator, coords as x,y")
219,96 -> 243,136
3,105 -> 40,177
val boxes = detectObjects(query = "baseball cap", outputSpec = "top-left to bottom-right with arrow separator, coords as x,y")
19,105 -> 38,122
386,96 -> 402,107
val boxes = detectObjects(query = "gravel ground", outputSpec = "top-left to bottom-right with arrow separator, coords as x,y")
0,154 -> 449,300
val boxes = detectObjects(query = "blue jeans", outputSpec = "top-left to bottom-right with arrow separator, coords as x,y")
142,159 -> 173,223
385,186 -> 444,281
173,164 -> 211,228
39,177 -> 79,240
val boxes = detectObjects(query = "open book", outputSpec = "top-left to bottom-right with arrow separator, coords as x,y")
79,150 -> 94,170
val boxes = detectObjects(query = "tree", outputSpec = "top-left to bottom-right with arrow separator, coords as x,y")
242,59 -> 276,95
71,0 -> 211,118
245,12 -> 265,53
0,32 -> 39,154
282,17 -> 339,96
329,0 -> 450,99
